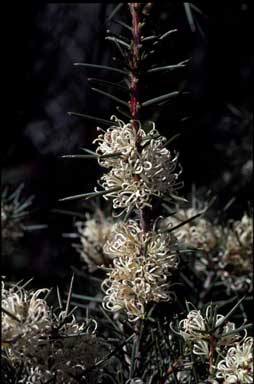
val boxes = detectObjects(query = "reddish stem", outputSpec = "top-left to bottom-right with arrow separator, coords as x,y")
129,3 -> 141,123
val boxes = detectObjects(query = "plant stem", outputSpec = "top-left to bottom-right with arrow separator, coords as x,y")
129,3 -> 141,122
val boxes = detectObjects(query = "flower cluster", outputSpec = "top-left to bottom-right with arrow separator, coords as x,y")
216,336 -> 253,384
179,305 -> 240,356
161,207 -> 220,254
75,210 -> 116,271
101,221 -> 178,321
94,116 -> 182,214
2,283 -> 51,350
161,206 -> 253,292
179,304 -> 253,383
219,213 -> 253,276
1,282 -> 104,383
1,185 -> 33,242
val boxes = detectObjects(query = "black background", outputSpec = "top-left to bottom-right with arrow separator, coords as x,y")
2,2 -> 252,287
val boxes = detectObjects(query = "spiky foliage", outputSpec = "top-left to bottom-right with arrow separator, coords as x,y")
3,3 -> 252,384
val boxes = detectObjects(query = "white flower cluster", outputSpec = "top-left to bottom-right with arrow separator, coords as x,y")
179,306 -> 240,356
94,116 -> 182,214
2,283 -> 51,350
220,213 -> 253,275
75,211 -> 115,271
179,305 -> 253,383
216,336 -> 253,384
162,207 -> 253,292
101,221 -> 178,321
216,213 -> 253,292
161,207 -> 220,253
1,282 -> 101,383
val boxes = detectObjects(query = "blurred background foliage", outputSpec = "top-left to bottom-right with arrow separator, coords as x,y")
2,2 -> 252,290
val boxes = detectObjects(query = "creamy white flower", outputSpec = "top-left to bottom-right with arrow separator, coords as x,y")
179,306 -> 240,357
103,220 -> 142,259
2,285 -> 51,347
102,222 -> 178,320
220,213 -> 253,275
100,164 -> 152,211
161,207 -> 220,253
216,337 -> 253,383
179,309 -> 206,341
94,117 -> 182,214
94,116 -> 144,168
75,211 -> 115,271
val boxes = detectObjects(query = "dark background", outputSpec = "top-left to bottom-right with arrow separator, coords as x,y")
2,2 -> 252,288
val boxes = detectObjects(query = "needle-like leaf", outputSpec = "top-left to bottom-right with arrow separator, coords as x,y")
213,296 -> 247,331
141,91 -> 179,108
160,210 -> 205,234
62,154 -> 97,159
106,36 -> 130,50
59,187 -> 121,202
91,87 -> 129,107
73,63 -> 128,76
68,111 -> 113,126
147,59 -> 190,74
88,78 -> 128,92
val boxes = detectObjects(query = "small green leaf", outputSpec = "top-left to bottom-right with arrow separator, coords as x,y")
88,78 -> 128,92
160,210 -> 204,234
100,152 -> 122,159
106,36 -> 130,50
213,296 -> 247,331
184,3 -> 195,32
105,3 -> 124,25
66,292 -> 103,303
141,91 -> 179,107
51,208 -> 87,219
112,19 -> 132,32
141,35 -> 158,43
73,63 -> 128,76
62,154 -> 97,159
91,87 -> 129,107
116,106 -> 131,119
59,187 -> 121,202
147,59 -> 190,74
80,148 -> 97,155
158,29 -> 178,42
68,111 -> 113,126
163,133 -> 181,147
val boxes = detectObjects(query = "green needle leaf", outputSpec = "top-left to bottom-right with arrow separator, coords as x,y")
59,187 -> 121,202
62,154 -> 97,159
106,36 -> 130,50
160,210 -> 205,234
213,296 -> 248,331
141,91 -> 179,108
80,148 -> 97,155
91,87 -> 129,107
147,59 -> 190,74
116,106 -> 131,119
105,3 -> 124,25
62,152 -> 121,160
159,29 -> 178,40
73,63 -> 128,76
184,3 -> 195,32
112,19 -> 132,32
88,78 -> 128,92
68,111 -> 113,126
141,35 -> 158,43
164,133 -> 181,147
